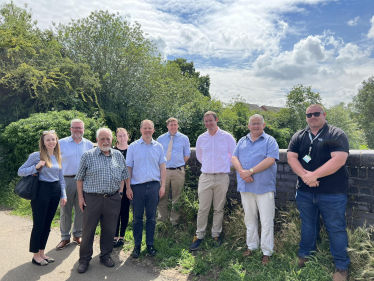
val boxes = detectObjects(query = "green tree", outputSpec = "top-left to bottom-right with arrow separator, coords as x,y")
352,76 -> 374,148
0,2 -> 101,126
168,58 -> 211,98
285,85 -> 323,132
0,110 -> 103,189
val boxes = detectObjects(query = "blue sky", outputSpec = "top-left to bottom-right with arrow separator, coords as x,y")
3,0 -> 374,107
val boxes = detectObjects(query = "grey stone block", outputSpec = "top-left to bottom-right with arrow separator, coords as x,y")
362,150 -> 374,166
359,168 -> 367,178
360,188 -> 372,196
279,150 -> 288,163
350,168 -> 358,178
277,164 -> 283,172
280,174 -> 298,181
357,204 -> 372,212
356,179 -> 373,187
368,168 -> 374,179
352,210 -> 374,220
346,150 -> 361,166
284,165 -> 291,173
347,186 -> 359,195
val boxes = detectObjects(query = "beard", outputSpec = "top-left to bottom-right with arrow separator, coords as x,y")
99,144 -> 111,152
71,132 -> 84,139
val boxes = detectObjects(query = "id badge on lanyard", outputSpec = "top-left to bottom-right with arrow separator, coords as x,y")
302,130 -> 323,163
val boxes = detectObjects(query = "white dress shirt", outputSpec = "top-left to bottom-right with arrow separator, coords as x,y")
196,128 -> 236,173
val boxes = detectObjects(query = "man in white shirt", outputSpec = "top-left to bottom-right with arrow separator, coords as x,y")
190,111 -> 236,250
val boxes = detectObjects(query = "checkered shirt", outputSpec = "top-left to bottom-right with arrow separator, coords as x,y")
75,147 -> 129,193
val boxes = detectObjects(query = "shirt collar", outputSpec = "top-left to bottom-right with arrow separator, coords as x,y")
68,135 -> 84,144
140,137 -> 156,145
167,131 -> 179,137
246,132 -> 266,141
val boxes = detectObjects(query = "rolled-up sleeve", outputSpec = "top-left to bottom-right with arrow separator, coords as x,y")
18,152 -> 39,177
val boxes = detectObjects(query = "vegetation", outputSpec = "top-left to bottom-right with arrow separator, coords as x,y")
1,167 -> 373,280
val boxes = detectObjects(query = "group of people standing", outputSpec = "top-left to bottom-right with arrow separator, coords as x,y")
18,104 -> 350,281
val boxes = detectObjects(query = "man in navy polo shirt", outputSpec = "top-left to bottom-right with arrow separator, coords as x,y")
231,114 -> 279,265
287,104 -> 350,281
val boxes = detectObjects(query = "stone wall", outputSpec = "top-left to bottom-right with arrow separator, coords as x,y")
186,148 -> 374,229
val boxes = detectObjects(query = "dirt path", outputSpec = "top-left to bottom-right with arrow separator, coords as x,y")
0,208 -> 188,281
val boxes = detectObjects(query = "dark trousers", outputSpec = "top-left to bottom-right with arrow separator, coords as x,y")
132,181 -> 160,246
115,195 -> 130,237
79,192 -> 121,263
30,180 -> 61,253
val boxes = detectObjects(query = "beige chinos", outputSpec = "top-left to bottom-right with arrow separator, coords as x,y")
196,173 -> 229,239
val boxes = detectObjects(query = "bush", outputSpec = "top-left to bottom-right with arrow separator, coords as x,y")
0,110 -> 104,194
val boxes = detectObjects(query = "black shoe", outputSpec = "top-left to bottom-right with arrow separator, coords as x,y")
190,236 -> 203,251
132,246 -> 141,258
78,262 -> 89,273
32,258 -> 48,266
113,239 -> 118,247
100,257 -> 115,267
147,245 -> 157,256
114,238 -> 124,248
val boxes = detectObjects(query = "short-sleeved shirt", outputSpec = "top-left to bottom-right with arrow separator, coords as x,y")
287,122 -> 349,194
196,128 -> 236,173
126,137 -> 166,185
59,136 -> 93,176
75,147 -> 129,194
233,132 -> 279,194
157,131 -> 190,168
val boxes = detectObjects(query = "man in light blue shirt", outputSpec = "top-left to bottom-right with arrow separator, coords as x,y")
157,117 -> 190,226
231,114 -> 279,265
56,119 -> 93,250
126,119 -> 166,258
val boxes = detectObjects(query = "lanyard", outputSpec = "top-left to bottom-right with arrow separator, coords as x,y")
308,130 -> 323,156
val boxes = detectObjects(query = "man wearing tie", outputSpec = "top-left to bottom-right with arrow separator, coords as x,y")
157,118 -> 191,226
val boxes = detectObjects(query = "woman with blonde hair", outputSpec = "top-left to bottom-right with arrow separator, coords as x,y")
18,130 -> 67,266
113,128 -> 130,248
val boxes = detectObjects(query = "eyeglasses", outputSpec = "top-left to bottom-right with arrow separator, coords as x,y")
306,112 -> 323,118
71,127 -> 84,130
43,130 -> 55,134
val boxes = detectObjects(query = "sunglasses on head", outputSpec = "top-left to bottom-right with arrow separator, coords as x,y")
306,112 -> 323,118
43,130 -> 55,134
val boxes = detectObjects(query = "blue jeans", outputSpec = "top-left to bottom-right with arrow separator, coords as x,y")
132,181 -> 160,246
296,190 -> 350,270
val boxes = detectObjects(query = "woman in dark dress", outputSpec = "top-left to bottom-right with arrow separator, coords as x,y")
113,128 -> 130,248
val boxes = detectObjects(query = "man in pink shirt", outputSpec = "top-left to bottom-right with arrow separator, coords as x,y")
190,111 -> 236,250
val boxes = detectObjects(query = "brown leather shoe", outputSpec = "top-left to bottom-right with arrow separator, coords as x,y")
73,237 -> 82,245
243,249 -> 252,257
261,255 -> 271,265
332,269 -> 348,281
100,257 -> 115,267
297,256 -> 309,267
77,262 -> 89,273
56,239 -> 70,250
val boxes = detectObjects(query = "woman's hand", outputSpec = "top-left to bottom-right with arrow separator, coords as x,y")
35,161 -> 46,170
60,198 -> 67,207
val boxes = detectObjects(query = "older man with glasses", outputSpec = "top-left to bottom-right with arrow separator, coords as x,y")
231,114 -> 279,265
287,104 -> 350,281
56,119 -> 93,250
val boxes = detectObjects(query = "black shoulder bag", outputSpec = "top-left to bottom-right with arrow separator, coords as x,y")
14,167 -> 42,200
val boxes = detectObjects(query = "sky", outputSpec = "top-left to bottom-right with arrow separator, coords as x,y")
3,0 -> 374,107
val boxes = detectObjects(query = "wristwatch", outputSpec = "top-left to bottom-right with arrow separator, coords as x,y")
249,168 -> 254,174
119,192 -> 123,196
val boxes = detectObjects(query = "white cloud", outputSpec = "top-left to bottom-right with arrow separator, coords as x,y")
368,15 -> 374,39
347,16 -> 359,26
